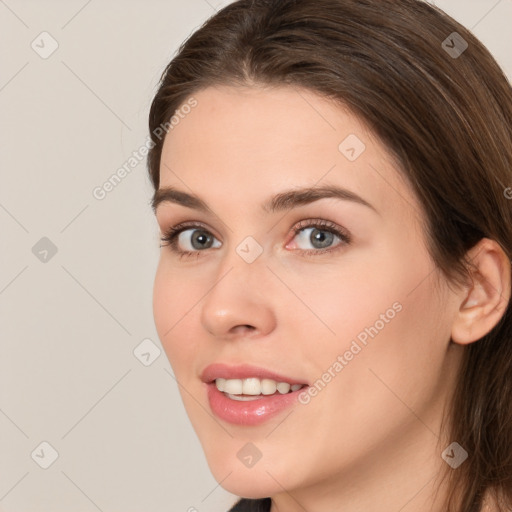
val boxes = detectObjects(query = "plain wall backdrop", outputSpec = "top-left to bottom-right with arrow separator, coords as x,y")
1,0 -> 511,511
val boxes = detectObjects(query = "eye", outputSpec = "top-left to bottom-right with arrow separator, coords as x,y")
159,219 -> 351,259
286,219 -> 351,255
160,222 -> 221,257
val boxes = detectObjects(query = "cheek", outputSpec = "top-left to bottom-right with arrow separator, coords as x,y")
328,271 -> 448,423
297,246 -> 446,407
286,278 -> 447,474
152,262 -> 201,368
286,259 -> 402,353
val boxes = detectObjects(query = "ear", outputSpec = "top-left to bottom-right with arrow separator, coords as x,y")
451,238 -> 511,345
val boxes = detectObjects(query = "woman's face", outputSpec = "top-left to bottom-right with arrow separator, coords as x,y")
152,85 -> 462,499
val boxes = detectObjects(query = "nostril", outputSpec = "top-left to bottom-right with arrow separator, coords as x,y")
231,324 -> 255,334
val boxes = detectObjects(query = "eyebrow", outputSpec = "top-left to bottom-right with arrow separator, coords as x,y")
152,184 -> 379,216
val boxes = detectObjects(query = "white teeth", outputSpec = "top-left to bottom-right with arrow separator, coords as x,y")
261,379 -> 277,395
276,382 -> 291,394
216,378 -> 226,392
215,377 -> 304,396
223,379 -> 243,394
242,378 -> 261,395
226,393 -> 264,401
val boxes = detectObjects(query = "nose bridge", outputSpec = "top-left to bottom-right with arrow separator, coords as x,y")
199,235 -> 276,337
214,232 -> 270,296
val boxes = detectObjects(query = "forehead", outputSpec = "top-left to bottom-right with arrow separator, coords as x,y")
158,85 -> 420,221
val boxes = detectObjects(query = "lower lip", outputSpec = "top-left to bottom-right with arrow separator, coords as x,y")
206,383 -> 306,426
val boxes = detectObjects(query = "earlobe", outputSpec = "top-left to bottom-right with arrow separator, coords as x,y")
450,238 -> 511,346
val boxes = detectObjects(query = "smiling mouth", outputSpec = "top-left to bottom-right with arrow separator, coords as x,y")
215,377 -> 307,401
202,364 -> 310,425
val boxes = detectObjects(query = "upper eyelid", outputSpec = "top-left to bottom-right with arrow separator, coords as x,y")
165,220 -> 220,239
165,218 -> 342,233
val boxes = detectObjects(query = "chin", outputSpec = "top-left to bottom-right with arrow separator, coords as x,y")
203,449 -> 292,499
211,470 -> 278,500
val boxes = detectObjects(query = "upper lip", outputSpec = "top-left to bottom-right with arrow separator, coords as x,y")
200,363 -> 308,386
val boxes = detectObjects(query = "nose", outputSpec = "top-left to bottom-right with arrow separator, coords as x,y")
200,249 -> 277,340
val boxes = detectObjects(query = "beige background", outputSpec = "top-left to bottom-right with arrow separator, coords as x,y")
1,1 -> 511,511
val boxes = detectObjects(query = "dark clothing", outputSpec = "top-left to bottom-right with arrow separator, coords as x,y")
228,498 -> 272,511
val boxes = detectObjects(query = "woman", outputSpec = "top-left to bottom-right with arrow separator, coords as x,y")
147,0 -> 512,510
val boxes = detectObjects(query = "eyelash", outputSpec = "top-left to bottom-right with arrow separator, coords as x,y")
159,219 -> 351,260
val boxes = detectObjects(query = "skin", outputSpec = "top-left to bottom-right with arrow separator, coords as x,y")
152,84 -> 510,512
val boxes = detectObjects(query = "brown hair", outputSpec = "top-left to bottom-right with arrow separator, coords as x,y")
147,0 -> 512,510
